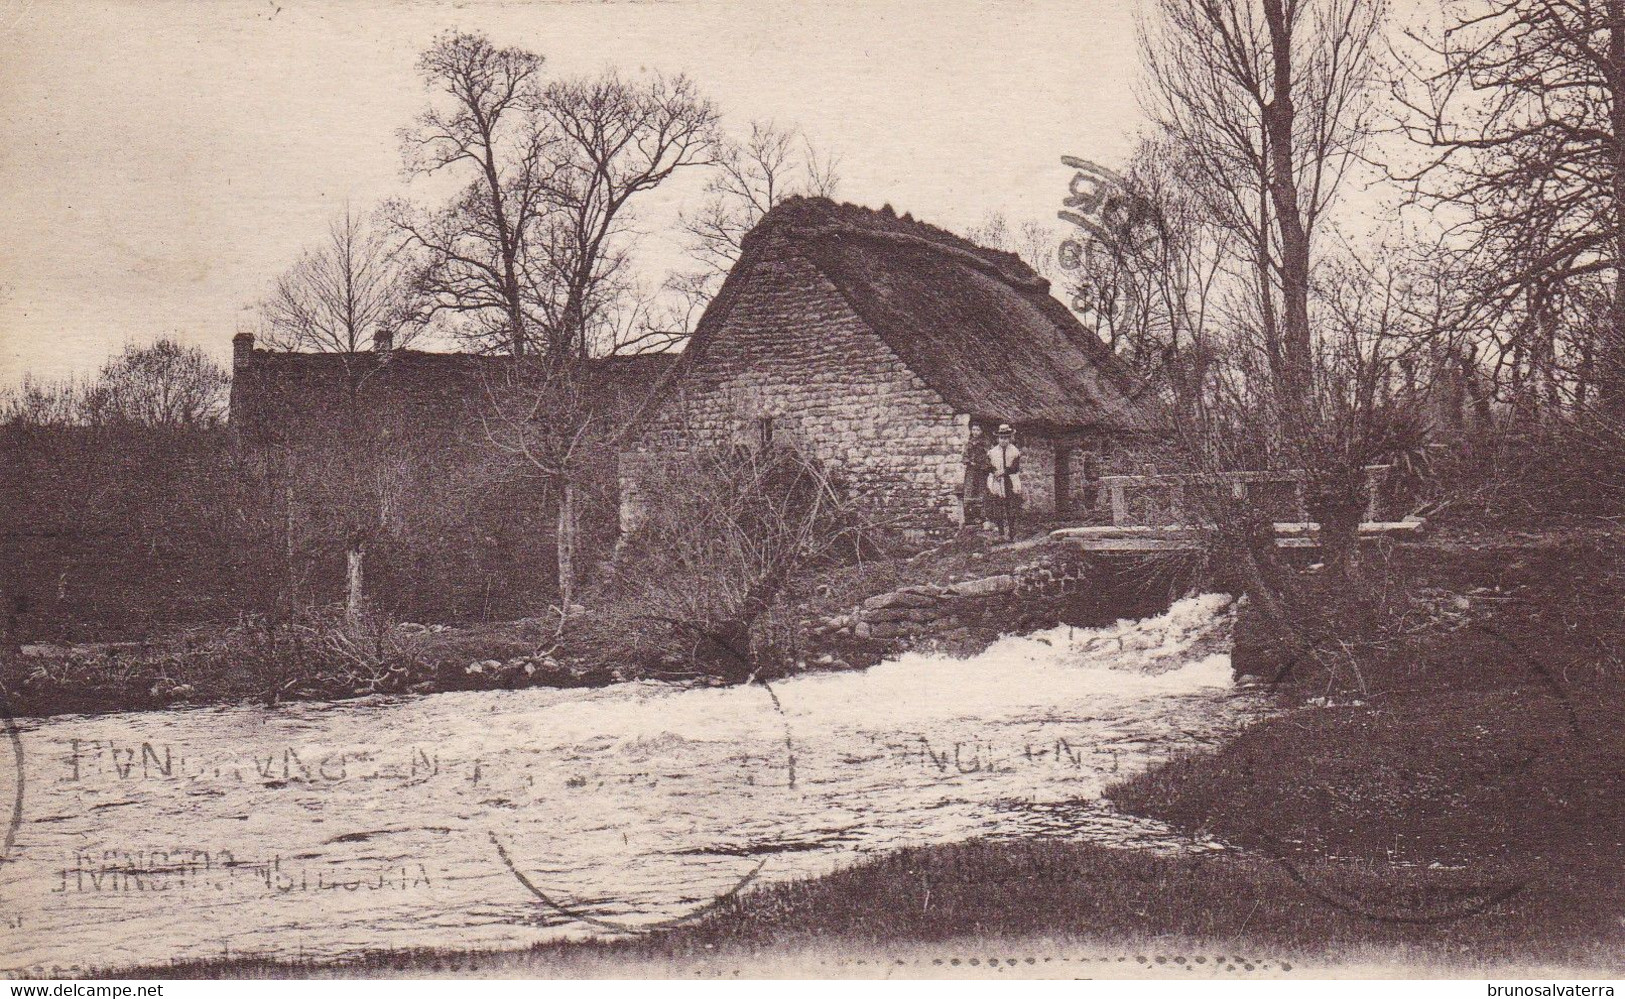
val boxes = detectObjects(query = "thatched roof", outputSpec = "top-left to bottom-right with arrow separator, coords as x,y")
689,197 -> 1148,433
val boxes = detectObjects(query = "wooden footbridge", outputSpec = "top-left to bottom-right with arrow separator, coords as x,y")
1051,465 -> 1425,552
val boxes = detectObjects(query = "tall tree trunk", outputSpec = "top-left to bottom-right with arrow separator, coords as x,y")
1578,335 -> 1596,413
1508,338 -> 1531,426
1437,345 -> 1466,433
475,130 -> 527,359
1256,169 -> 1285,389
2,591 -> 26,654
556,477 -> 576,617
1262,0 -> 1314,413
1539,300 -> 1561,421
345,541 -> 365,625
1464,347 -> 1494,432
283,480 -> 299,620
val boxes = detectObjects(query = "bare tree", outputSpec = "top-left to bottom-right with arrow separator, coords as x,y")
589,441 -> 873,681
1151,244 -> 1435,691
260,207 -> 416,363
0,340 -> 229,431
649,270 -> 718,346
255,208 -> 420,623
396,31 -> 552,357
680,120 -> 840,280
532,70 -> 720,359
399,37 -> 717,363
1052,138 -> 1235,387
310,433 -> 415,625
91,340 -> 230,428
398,33 -> 717,615
501,69 -> 716,614
0,375 -> 93,427
1395,0 -> 1625,414
965,211 -> 1057,273
1125,0 -> 1406,604
1139,0 -> 1386,412
478,337 -> 687,617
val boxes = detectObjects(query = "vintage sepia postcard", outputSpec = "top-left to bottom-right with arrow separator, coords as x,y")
2,0 -> 1624,986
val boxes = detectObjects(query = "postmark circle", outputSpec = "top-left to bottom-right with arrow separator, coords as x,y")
1254,621 -> 1586,926
488,673 -> 798,934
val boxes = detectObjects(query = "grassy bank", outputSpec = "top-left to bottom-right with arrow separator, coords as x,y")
1116,525 -> 1625,865
119,838 -> 1622,978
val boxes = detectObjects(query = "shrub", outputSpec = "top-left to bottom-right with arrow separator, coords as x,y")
588,442 -> 885,681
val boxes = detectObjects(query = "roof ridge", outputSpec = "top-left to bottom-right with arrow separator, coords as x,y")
805,223 -> 1051,292
747,197 -> 1050,293
242,347 -> 676,362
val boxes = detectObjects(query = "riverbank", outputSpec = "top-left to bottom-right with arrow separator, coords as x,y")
0,534 -> 1169,718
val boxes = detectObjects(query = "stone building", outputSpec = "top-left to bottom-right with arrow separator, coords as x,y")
228,333 -> 672,617
623,197 -> 1153,538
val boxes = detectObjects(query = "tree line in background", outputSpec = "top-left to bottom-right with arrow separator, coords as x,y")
7,4 -> 1625,650
1,342 -> 239,644
1071,0 -> 1625,686
967,0 -> 1625,551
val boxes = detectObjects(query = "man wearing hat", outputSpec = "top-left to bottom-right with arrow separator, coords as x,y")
985,423 -> 1023,540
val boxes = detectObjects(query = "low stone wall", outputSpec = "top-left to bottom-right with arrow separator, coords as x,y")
802,548 -> 1191,667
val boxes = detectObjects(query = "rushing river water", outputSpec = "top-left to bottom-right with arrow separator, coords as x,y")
0,594 -> 1265,973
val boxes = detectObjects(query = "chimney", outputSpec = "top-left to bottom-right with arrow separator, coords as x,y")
229,330 -> 254,430
232,330 -> 254,371
374,329 -> 393,353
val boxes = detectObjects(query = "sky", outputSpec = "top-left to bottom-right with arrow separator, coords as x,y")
0,0 -> 1159,384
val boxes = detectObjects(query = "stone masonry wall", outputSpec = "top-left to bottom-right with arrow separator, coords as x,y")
799,546 -> 1189,669
809,561 -> 1083,644
626,253 -> 972,536
1018,439 -> 1057,515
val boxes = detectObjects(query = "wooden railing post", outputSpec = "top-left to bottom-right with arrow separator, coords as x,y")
1361,464 -> 1389,523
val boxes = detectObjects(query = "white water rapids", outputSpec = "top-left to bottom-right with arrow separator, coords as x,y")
0,594 -> 1265,973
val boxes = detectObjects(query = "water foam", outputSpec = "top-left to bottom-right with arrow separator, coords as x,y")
773,592 -> 1238,731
